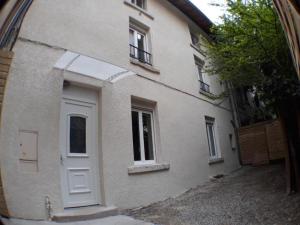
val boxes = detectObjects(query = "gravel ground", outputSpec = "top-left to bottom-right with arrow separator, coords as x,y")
126,164 -> 300,225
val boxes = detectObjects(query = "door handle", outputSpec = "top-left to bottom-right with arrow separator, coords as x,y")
60,154 -> 64,165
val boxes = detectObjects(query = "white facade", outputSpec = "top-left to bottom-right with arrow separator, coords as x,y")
0,0 -> 240,220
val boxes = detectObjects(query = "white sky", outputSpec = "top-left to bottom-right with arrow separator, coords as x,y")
189,0 -> 227,24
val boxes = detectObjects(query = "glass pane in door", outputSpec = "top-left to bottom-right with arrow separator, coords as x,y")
70,116 -> 86,154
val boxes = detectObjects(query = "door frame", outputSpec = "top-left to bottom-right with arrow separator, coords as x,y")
59,87 -> 101,208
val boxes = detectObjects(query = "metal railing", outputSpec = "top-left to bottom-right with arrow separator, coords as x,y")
200,81 -> 210,93
129,44 -> 152,66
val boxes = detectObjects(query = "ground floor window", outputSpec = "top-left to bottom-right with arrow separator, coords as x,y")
131,108 -> 155,164
205,117 -> 219,159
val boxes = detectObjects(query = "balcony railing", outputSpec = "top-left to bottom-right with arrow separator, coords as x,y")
130,44 -> 152,66
200,81 -> 210,93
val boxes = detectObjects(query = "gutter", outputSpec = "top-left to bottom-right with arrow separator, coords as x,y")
226,82 -> 243,165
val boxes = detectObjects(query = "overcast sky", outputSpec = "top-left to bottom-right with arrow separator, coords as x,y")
189,0 -> 227,24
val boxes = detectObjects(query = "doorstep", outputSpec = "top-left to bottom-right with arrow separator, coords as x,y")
52,205 -> 119,222
1,215 -> 153,225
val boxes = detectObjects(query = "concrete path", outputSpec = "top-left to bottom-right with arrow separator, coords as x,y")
2,216 -> 153,225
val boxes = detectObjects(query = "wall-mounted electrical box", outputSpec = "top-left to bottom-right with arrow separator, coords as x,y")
19,130 -> 38,172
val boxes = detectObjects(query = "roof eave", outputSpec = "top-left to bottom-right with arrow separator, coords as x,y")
167,0 -> 214,34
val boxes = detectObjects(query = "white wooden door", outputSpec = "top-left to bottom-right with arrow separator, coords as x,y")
60,98 -> 100,208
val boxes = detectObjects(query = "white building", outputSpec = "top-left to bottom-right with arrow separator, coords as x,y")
0,0 -> 240,221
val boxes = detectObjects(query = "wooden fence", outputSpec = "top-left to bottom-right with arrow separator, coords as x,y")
239,119 -> 287,165
0,49 -> 13,217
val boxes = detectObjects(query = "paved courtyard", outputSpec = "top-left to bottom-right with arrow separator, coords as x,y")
127,164 -> 300,225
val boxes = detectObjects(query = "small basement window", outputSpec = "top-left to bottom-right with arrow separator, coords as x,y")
131,108 -> 156,165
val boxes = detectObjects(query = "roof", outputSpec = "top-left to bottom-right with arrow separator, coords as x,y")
167,0 -> 213,34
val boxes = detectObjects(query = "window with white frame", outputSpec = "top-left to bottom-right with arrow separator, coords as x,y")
131,108 -> 155,164
131,0 -> 146,9
195,57 -> 210,93
129,24 -> 152,65
195,58 -> 204,81
205,117 -> 219,159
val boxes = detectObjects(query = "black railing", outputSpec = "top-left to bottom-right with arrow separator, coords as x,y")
130,44 -> 152,66
200,81 -> 210,93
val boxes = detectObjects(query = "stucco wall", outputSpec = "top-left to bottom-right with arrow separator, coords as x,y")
0,41 -> 65,219
0,0 -> 240,220
18,0 -> 228,102
101,75 -> 239,208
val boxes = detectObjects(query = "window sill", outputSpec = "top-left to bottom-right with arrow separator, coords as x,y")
128,163 -> 170,175
130,58 -> 160,74
190,43 -> 206,56
124,1 -> 154,20
199,89 -> 216,99
208,158 -> 224,165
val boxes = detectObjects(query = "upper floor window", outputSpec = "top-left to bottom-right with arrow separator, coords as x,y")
191,32 -> 200,46
195,57 -> 210,93
131,0 -> 146,10
129,23 -> 152,65
190,30 -> 205,55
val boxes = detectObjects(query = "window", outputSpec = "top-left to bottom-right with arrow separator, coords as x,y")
195,58 -> 204,82
129,25 -> 152,65
131,108 -> 155,164
191,32 -> 200,46
131,0 -> 146,9
205,117 -> 219,159
195,57 -> 210,93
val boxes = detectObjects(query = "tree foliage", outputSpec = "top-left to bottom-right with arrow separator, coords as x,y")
205,0 -> 300,109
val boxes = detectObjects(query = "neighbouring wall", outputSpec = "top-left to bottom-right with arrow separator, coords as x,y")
239,119 -> 287,165
0,40 -> 65,220
0,49 -> 13,217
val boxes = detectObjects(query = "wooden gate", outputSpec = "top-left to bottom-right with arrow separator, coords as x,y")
239,119 -> 287,165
